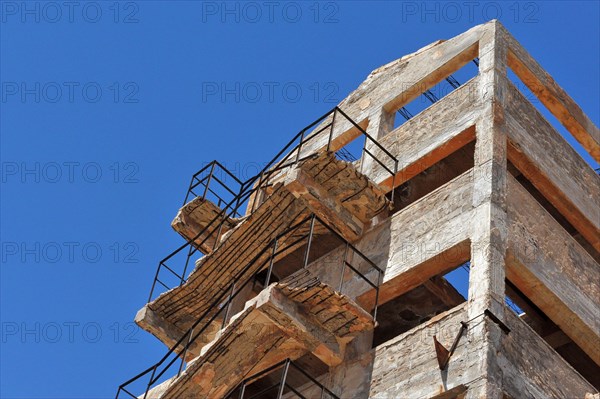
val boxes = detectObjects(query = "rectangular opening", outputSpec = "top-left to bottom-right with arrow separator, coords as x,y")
373,260 -> 469,347
507,161 -> 600,262
505,279 -> 600,390
393,58 -> 479,130
507,67 -> 599,170
225,356 -> 334,399
389,140 -> 475,214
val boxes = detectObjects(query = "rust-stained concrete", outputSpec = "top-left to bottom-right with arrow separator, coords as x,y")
122,20 -> 600,399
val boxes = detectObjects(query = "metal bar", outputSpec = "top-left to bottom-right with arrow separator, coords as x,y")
202,162 -> 216,200
363,147 -> 394,175
284,383 -> 307,399
265,240 -> 278,287
159,262 -> 182,280
296,128 -> 306,162
143,366 -> 158,399
155,278 -> 169,290
342,261 -> 377,289
189,174 -> 209,192
327,107 -> 337,152
303,215 -> 316,269
336,107 -> 397,161
276,360 -> 291,399
214,160 -> 244,185
373,271 -> 382,320
211,175 -> 239,197
238,382 -> 246,399
339,243 -> 349,292
183,175 -> 195,205
222,282 -> 237,329
180,250 -> 195,285
177,328 -> 194,377
390,159 -> 398,206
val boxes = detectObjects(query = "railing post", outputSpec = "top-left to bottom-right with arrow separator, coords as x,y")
238,382 -> 246,399
338,243 -> 349,292
177,328 -> 194,377
327,108 -> 337,152
149,264 -> 161,303
250,171 -> 265,213
213,212 -> 227,251
184,175 -> 194,205
203,162 -> 216,200
373,271 -> 382,321
303,215 -> 316,269
276,359 -> 291,399
222,282 -> 236,329
143,366 -> 158,399
360,136 -> 367,174
181,246 -> 195,286
265,240 -> 278,287
390,159 -> 398,207
296,129 -> 306,163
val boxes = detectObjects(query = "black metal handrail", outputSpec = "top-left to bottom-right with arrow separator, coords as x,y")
116,214 -> 384,399
183,160 -> 244,212
224,358 -> 340,399
148,106 -> 398,302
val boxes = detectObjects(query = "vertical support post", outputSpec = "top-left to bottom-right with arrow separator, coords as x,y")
303,215 -> 316,269
143,366 -> 158,399
178,328 -> 194,377
180,246 -> 194,285
238,382 -> 246,399
389,159 -> 398,207
465,21 -> 508,399
373,271 -> 382,321
222,282 -> 236,329
203,162 -> 216,200
184,175 -> 195,205
276,359 -> 291,399
327,108 -> 338,152
296,129 -> 306,162
339,243 -> 349,292
265,239 -> 278,287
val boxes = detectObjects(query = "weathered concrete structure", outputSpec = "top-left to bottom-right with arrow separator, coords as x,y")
117,21 -> 600,399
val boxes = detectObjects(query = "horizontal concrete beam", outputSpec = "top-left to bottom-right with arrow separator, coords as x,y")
503,73 -> 600,252
500,24 -> 600,162
507,175 -> 600,366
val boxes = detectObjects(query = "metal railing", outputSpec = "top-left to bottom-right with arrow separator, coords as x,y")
182,160 -> 244,216
147,106 -> 398,301
116,214 -> 384,399
224,358 -> 340,399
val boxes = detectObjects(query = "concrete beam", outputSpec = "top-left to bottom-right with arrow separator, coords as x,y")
499,24 -> 600,162
284,166 -> 364,242
507,174 -> 600,365
503,74 -> 600,252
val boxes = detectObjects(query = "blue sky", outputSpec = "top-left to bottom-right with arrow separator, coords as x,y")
1,1 -> 598,398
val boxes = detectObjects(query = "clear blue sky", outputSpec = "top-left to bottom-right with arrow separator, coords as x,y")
1,1 -> 598,398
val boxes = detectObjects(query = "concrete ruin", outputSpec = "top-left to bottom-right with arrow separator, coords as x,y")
116,21 -> 600,399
